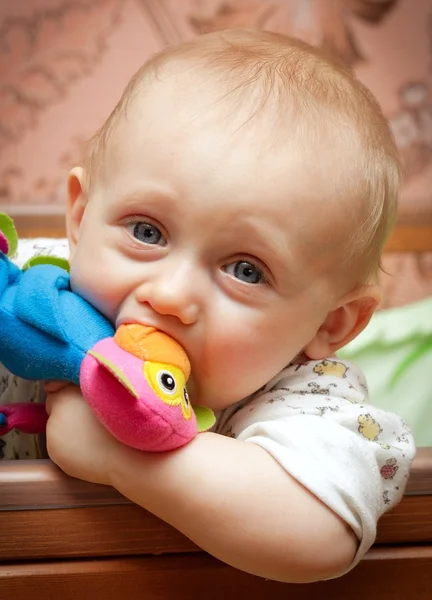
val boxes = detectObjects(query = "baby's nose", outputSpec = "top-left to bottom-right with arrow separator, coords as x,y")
140,262 -> 201,325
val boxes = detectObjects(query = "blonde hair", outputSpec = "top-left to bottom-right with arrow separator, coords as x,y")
83,29 -> 400,283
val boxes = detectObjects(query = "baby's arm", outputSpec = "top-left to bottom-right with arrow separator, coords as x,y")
46,386 -> 355,583
110,431 -> 357,582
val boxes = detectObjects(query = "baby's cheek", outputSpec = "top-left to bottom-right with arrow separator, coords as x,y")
70,269 -> 114,322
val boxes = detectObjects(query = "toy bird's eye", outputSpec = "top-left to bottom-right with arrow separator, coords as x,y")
157,370 -> 177,395
145,361 -> 192,420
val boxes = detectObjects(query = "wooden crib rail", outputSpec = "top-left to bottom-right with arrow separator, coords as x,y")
1,450 -> 432,600
0,448 -> 431,562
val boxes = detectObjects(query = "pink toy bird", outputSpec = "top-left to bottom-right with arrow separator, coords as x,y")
80,324 -> 214,452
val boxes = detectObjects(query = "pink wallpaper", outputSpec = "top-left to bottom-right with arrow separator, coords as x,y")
0,0 -> 431,306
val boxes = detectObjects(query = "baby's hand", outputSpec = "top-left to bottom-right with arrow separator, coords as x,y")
45,384 -> 120,486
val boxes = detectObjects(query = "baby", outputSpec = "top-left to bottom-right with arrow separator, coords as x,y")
3,30 -> 415,582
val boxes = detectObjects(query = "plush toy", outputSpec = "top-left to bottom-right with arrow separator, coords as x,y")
0,214 -> 215,451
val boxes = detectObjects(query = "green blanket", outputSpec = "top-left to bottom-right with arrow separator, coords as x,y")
339,296 -> 432,447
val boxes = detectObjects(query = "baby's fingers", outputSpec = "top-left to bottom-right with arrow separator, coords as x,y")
45,384 -> 72,415
45,393 -> 54,415
44,380 -> 69,394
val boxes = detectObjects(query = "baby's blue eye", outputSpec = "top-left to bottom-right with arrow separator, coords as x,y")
129,222 -> 165,245
226,261 -> 264,284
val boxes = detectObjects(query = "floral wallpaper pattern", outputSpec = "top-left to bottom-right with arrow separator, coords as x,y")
0,0 -> 431,306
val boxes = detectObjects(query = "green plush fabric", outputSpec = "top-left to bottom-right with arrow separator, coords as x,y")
339,296 -> 432,447
22,255 -> 70,272
0,213 -> 18,256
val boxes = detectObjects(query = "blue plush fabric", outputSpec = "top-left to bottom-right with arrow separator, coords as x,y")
0,253 -> 114,383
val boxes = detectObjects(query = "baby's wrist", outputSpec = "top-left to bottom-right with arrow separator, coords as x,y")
106,438 -> 134,490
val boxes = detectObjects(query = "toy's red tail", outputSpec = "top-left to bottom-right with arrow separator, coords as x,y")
0,403 -> 48,435
0,231 -> 8,254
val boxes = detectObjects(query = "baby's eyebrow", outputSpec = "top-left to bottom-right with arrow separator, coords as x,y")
117,188 -> 180,211
226,221 -> 302,279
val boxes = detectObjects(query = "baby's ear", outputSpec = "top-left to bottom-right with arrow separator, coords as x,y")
304,285 -> 381,360
66,167 -> 87,256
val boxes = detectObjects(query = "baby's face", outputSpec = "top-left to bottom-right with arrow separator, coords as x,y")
69,77 -> 349,410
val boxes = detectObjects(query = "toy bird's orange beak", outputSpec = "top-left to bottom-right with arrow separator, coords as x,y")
114,324 -> 191,380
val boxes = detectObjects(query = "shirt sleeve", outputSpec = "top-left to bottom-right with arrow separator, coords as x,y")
214,357 -> 416,574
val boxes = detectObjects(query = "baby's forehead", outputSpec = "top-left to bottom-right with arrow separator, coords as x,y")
107,56 -> 366,229
124,66 -> 359,164
113,73 -> 363,218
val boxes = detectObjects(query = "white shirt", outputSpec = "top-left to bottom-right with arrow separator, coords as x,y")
214,356 -> 415,572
